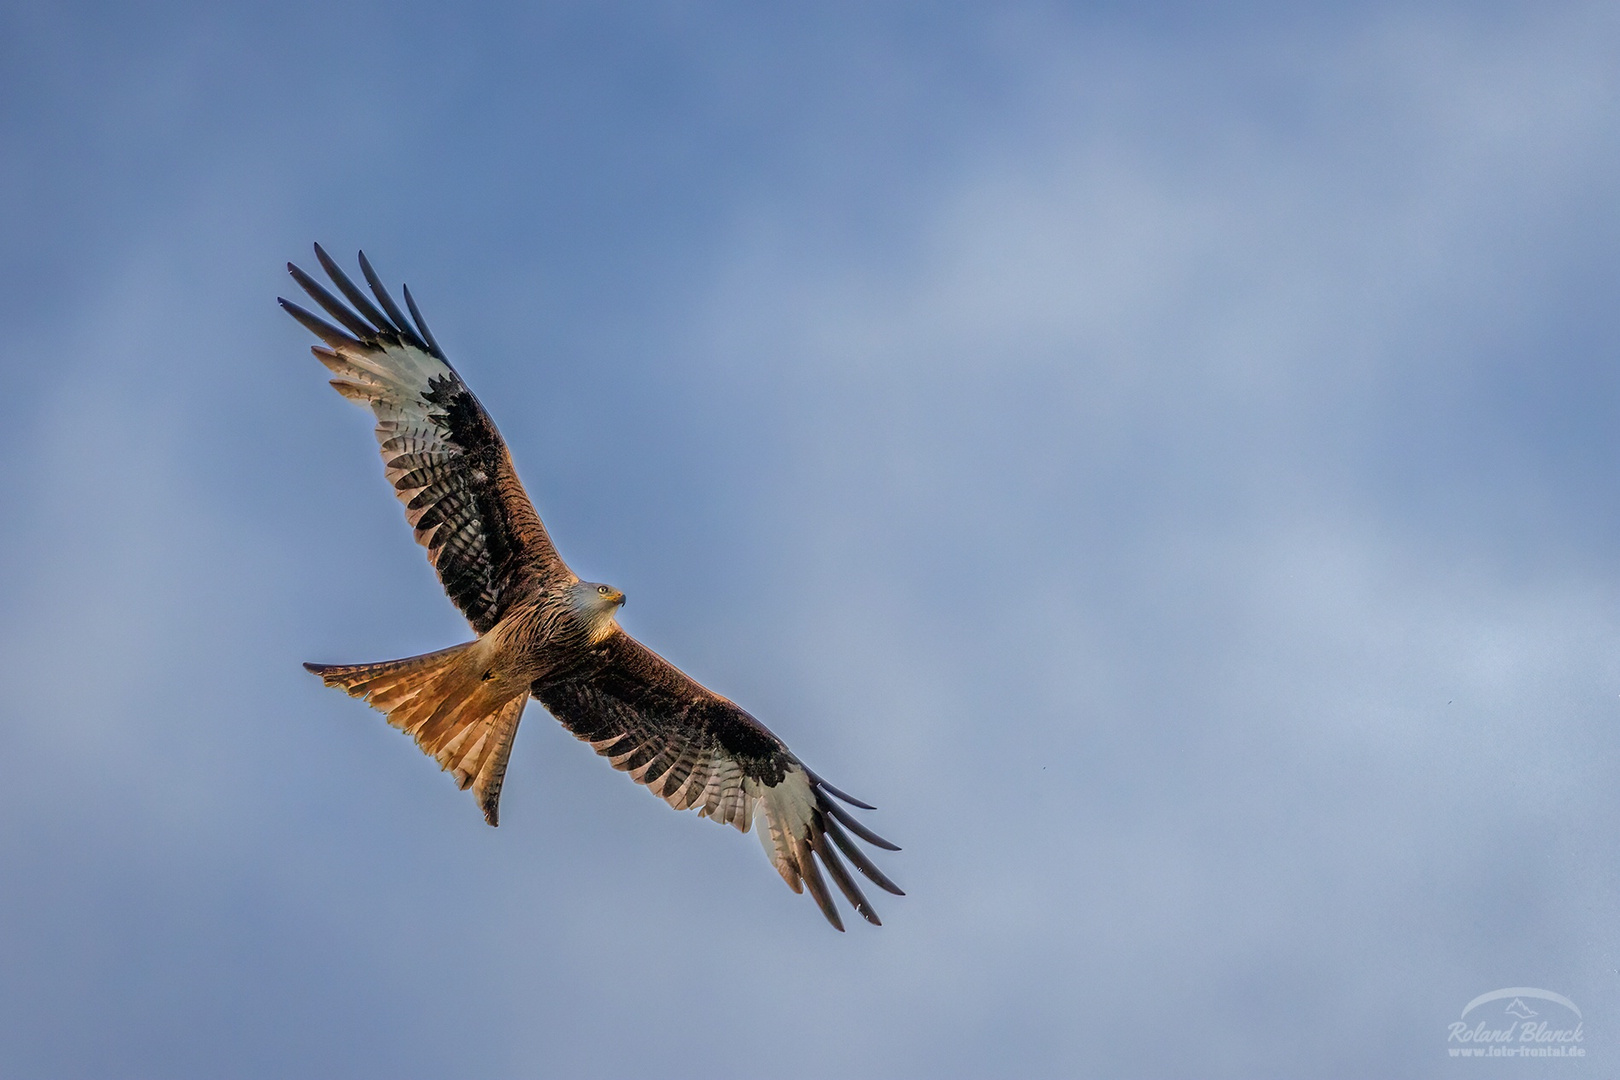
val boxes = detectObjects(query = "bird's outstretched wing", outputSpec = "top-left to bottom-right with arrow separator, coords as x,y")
281,245 -> 571,633
533,630 -> 903,930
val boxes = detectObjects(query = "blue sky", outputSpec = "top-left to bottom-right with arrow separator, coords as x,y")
3,3 -> 1619,1076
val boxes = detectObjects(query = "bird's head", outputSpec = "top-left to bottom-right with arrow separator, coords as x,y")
570,581 -> 626,642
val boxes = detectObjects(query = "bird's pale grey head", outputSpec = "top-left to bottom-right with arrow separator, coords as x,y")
569,581 -> 626,642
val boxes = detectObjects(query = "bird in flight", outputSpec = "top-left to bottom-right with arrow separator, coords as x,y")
283,245 -> 900,929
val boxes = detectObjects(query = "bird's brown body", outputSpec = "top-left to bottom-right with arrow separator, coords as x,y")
285,246 -> 900,929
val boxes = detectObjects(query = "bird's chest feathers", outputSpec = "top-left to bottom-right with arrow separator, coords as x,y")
477,597 -> 617,680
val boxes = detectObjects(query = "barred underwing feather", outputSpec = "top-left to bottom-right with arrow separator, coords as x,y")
533,630 -> 900,929
667,753 -> 711,811
329,381 -> 373,403
392,463 -> 455,491
285,247 -> 570,634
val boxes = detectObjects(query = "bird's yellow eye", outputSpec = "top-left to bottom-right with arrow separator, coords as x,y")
598,585 -> 609,595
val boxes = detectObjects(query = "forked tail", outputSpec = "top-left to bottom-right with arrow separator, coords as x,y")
305,642 -> 528,826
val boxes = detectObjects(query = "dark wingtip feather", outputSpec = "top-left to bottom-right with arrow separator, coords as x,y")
796,838 -> 845,931
280,298 -> 359,350
314,243 -> 398,335
402,283 -> 445,359
357,250 -> 425,351
823,798 -> 901,852
287,262 -> 377,339
823,813 -> 905,896
810,817 -> 881,925
808,771 -> 877,811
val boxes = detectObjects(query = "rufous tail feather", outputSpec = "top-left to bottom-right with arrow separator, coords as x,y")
304,643 -> 527,826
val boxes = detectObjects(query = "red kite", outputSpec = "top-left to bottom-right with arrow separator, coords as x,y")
284,246 -> 900,929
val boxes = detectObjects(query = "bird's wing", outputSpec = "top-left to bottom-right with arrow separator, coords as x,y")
533,630 -> 903,930
281,245 -> 571,634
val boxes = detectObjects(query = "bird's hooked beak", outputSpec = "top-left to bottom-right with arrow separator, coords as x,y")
608,588 -> 626,608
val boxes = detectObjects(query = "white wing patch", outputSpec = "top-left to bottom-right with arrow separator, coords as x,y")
316,340 -> 466,532
750,766 -> 818,891
303,326 -> 521,631
318,338 -> 451,408
591,727 -> 816,892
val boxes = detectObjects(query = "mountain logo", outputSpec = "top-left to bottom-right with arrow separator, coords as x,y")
1461,988 -> 1576,1022
1446,988 -> 1584,1060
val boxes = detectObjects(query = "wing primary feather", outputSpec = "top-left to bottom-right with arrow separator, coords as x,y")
822,799 -> 900,851
357,251 -> 422,347
287,263 -> 378,339
279,298 -> 359,350
823,814 -> 905,896
313,243 -> 396,334
807,770 -> 876,811
809,815 -> 880,925
795,836 -> 844,931
402,283 -> 445,359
